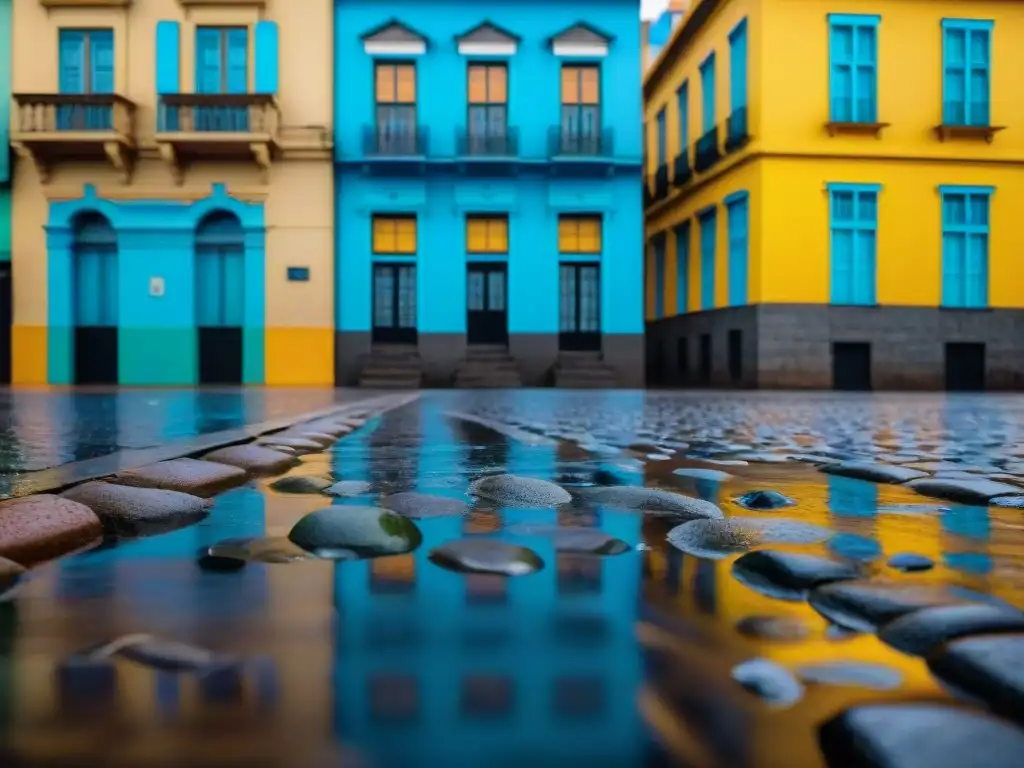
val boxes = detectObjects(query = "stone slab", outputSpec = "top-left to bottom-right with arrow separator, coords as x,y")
62,481 -> 212,537
109,457 -> 248,498
0,494 -> 103,567
201,444 -> 299,475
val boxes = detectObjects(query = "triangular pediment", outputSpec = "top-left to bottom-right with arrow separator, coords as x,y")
456,21 -> 521,45
360,19 -> 427,45
549,22 -> 614,47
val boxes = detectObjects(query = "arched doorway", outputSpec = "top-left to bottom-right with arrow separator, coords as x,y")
195,211 -> 244,384
72,212 -> 118,385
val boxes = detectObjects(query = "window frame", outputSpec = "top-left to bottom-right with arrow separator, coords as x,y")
827,14 -> 880,123
724,190 -> 749,307
697,205 -> 716,310
467,62 -> 508,139
652,236 -> 666,319
941,18 -> 994,127
374,61 -> 418,127
699,53 -> 716,134
675,221 -> 690,313
655,107 -> 667,165
371,214 -> 418,255
560,64 -> 602,139
939,184 -> 993,308
557,214 -> 603,255
677,80 -> 689,152
827,182 -> 880,305
465,214 -> 509,254
728,18 -> 748,112
58,27 -> 115,95
195,26 -> 249,94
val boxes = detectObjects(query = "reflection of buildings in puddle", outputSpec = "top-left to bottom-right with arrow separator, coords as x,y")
941,505 -> 993,576
826,475 -> 882,562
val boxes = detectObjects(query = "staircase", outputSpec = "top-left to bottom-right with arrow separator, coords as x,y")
358,344 -> 423,388
553,351 -> 618,388
452,345 -> 523,388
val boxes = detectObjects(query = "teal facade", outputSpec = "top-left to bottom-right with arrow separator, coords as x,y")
46,184 -> 266,385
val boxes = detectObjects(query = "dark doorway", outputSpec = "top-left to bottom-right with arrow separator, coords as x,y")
727,329 -> 742,384
676,337 -> 689,385
72,213 -> 118,385
945,342 -> 985,391
698,333 -> 711,385
558,262 -> 601,351
196,212 -> 245,384
372,263 -> 417,344
466,263 -> 508,345
0,262 -> 10,384
646,337 -> 665,385
832,342 -> 872,391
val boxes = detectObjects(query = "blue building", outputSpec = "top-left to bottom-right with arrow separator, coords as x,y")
333,0 -> 645,387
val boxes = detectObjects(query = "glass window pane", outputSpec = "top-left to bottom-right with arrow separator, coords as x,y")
487,65 -> 507,102
375,65 -> 395,102
397,267 -> 416,327
468,66 -> 487,103
467,272 -> 485,310
488,271 -> 505,311
561,67 -> 579,104
560,265 -> 576,331
374,268 -> 395,327
831,191 -> 854,222
580,68 -> 599,104
395,65 -> 416,102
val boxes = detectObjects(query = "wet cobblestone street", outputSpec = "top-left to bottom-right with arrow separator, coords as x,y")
2,390 -> 1024,767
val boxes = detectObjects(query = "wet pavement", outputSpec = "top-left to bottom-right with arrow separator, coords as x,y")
4,390 -> 1024,767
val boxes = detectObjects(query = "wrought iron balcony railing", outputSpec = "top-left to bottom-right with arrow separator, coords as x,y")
548,127 -> 614,158
157,93 -> 279,134
456,126 -> 520,157
693,126 -> 721,173
363,123 -> 428,157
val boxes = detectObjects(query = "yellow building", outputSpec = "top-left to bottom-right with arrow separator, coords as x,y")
10,0 -> 335,386
643,0 -> 1024,391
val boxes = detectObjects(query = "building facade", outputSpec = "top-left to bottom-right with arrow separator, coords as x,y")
10,0 -> 335,386
0,0 -> 10,384
643,0 -> 1024,391
334,0 -> 645,387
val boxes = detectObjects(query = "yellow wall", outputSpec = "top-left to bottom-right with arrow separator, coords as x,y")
10,0 -> 336,385
644,0 -> 1024,318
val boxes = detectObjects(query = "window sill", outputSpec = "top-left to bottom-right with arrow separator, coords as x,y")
39,0 -> 132,7
825,121 -> 890,139
934,124 -> 1004,144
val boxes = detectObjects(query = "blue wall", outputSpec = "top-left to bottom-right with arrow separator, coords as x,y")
334,0 -> 644,339
46,184 -> 266,385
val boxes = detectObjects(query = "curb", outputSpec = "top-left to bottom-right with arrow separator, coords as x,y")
0,391 -> 419,577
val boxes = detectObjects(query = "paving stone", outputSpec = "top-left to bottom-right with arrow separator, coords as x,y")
821,461 -> 929,484
905,477 -> 1022,504
574,485 -> 723,520
878,604 -> 1024,656
256,436 -> 323,453
380,492 -> 470,518
731,658 -> 803,708
0,494 -> 102,567
887,552 -> 935,572
109,457 -> 247,497
796,662 -> 903,691
271,430 -> 336,448
808,580 -> 983,633
668,517 -> 832,560
62,481 -> 211,537
201,444 -> 299,475
819,703 -> 1024,768
732,550 -> 861,602
429,539 -> 543,576
928,634 -> 1024,725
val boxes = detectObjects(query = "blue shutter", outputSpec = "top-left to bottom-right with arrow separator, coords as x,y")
729,20 -> 748,111
678,81 -> 689,149
155,21 -> 181,94
656,109 -> 666,165
222,248 -> 245,326
58,30 -> 86,94
196,248 -> 222,326
968,28 -> 990,126
699,210 -> 716,310
100,250 -> 118,326
726,194 -> 749,306
943,26 -> 966,124
965,231 -> 987,308
75,249 -> 101,326
89,29 -> 114,93
854,25 -> 877,121
226,28 -> 249,93
829,25 -> 853,120
653,241 -> 665,318
195,28 -> 222,93
254,20 -> 279,94
700,54 -> 715,132
676,223 -> 689,313
941,193 -> 964,307
831,228 -> 853,303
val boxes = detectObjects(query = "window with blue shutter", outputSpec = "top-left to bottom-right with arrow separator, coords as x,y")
941,19 -> 993,126
828,14 -> 879,123
725,191 -> 749,306
58,28 -> 114,130
675,221 -> 690,313
698,207 -> 716,310
940,185 -> 992,308
699,53 -> 716,133
195,27 -> 249,131
828,183 -> 879,305
677,80 -> 689,150
254,21 -> 279,94
653,238 -> 666,318
656,108 -> 667,165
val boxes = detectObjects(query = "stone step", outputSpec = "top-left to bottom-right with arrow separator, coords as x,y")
555,366 -> 615,378
456,362 -> 521,373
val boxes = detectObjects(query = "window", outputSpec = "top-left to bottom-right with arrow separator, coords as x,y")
656,107 -> 667,165
725,191 -> 749,306
466,216 -> 509,253
728,329 -> 742,382
677,81 -> 689,151
828,183 -> 878,305
468,63 -> 508,143
698,208 -> 716,310
460,676 -> 514,719
940,185 -> 991,308
942,19 -> 993,126
368,676 -> 419,722
699,53 -> 716,133
729,20 -> 748,111
375,62 -> 417,151
58,28 -> 114,130
372,215 -> 417,254
653,238 -> 666,318
675,221 -> 690,313
561,65 -> 601,147
558,215 -> 602,253
828,14 -> 879,123
698,333 -> 711,384
195,27 -> 248,131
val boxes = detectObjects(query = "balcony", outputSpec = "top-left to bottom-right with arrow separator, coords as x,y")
548,127 -> 615,160
935,101 -> 1004,143
155,94 -> 279,184
672,151 -> 692,187
362,124 -> 429,161
11,93 -> 137,183
723,107 -> 750,153
693,127 -> 720,174
642,180 -> 654,209
653,163 -> 669,202
455,127 -> 520,159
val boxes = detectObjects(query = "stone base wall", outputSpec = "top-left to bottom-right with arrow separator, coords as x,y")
646,304 -> 1024,391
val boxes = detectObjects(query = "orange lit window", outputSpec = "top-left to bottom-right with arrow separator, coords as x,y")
466,216 -> 509,253
375,62 -> 416,104
561,65 -> 600,105
372,215 -> 417,254
558,215 -> 602,253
